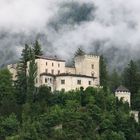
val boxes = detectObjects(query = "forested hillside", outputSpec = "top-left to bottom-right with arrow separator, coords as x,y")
0,42 -> 140,140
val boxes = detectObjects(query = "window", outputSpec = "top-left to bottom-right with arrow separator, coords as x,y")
52,70 -> 54,74
91,73 -> 94,77
45,69 -> 48,73
45,78 -> 47,83
77,80 -> 81,85
91,64 -> 94,69
89,81 -> 91,85
52,63 -> 54,66
61,80 -> 65,84
58,70 -> 60,74
50,78 -> 52,83
46,62 -> 47,66
58,63 -> 60,67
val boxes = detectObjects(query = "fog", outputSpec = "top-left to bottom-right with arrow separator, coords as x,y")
0,0 -> 140,70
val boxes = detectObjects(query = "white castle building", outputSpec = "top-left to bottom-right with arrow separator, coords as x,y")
8,54 -> 100,92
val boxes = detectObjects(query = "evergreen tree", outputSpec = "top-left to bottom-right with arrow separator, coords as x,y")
27,48 -> 37,103
15,44 -> 30,104
33,40 -> 43,56
100,55 -> 108,90
109,69 -> 121,92
74,47 -> 85,57
122,60 -> 140,94
122,60 -> 140,109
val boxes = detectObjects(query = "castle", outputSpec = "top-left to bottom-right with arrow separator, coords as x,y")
8,54 -> 100,91
7,54 -> 139,122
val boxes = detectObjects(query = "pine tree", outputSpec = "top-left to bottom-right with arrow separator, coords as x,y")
100,55 -> 108,90
74,48 -> 85,57
122,60 -> 140,109
109,69 -> 121,92
122,60 -> 139,94
16,44 -> 30,104
33,40 -> 43,56
27,48 -> 37,103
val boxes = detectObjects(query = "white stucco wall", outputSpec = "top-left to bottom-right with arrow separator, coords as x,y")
28,57 -> 66,86
7,64 -> 17,81
130,111 -> 139,122
65,67 -> 76,74
75,55 -> 100,85
55,75 -> 95,91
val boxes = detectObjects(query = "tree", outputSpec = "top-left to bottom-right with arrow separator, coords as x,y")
122,60 -> 139,94
100,55 -> 108,90
0,69 -> 19,116
109,69 -> 121,92
15,44 -> 30,104
27,48 -> 37,103
0,69 -> 14,104
74,47 -> 85,57
0,114 -> 19,139
33,40 -> 43,56
122,60 -> 140,108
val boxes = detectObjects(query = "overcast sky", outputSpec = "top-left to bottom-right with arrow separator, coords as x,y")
0,0 -> 140,69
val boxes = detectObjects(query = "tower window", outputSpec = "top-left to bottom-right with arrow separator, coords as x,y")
91,64 -> 94,69
46,62 -> 47,66
58,63 -> 60,67
61,80 -> 65,84
52,63 -> 54,66
77,80 -> 81,85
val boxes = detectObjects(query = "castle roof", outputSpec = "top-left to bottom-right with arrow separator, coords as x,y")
35,55 -> 65,62
115,85 -> 130,92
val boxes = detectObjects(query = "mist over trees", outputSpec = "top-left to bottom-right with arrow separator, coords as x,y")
0,42 -> 140,140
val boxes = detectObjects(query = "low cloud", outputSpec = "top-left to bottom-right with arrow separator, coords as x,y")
0,0 -> 140,70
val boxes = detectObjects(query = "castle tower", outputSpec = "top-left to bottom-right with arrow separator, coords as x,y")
115,85 -> 131,106
74,55 -> 100,86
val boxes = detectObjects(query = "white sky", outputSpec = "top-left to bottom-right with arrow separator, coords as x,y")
0,0 -> 140,68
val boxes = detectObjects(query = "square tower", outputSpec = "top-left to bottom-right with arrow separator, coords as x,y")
74,55 -> 100,85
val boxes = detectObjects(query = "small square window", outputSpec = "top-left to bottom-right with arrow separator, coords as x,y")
61,80 -> 65,84
89,81 -> 91,85
77,80 -> 81,85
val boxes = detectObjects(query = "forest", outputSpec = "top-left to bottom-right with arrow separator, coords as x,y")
0,41 -> 140,140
